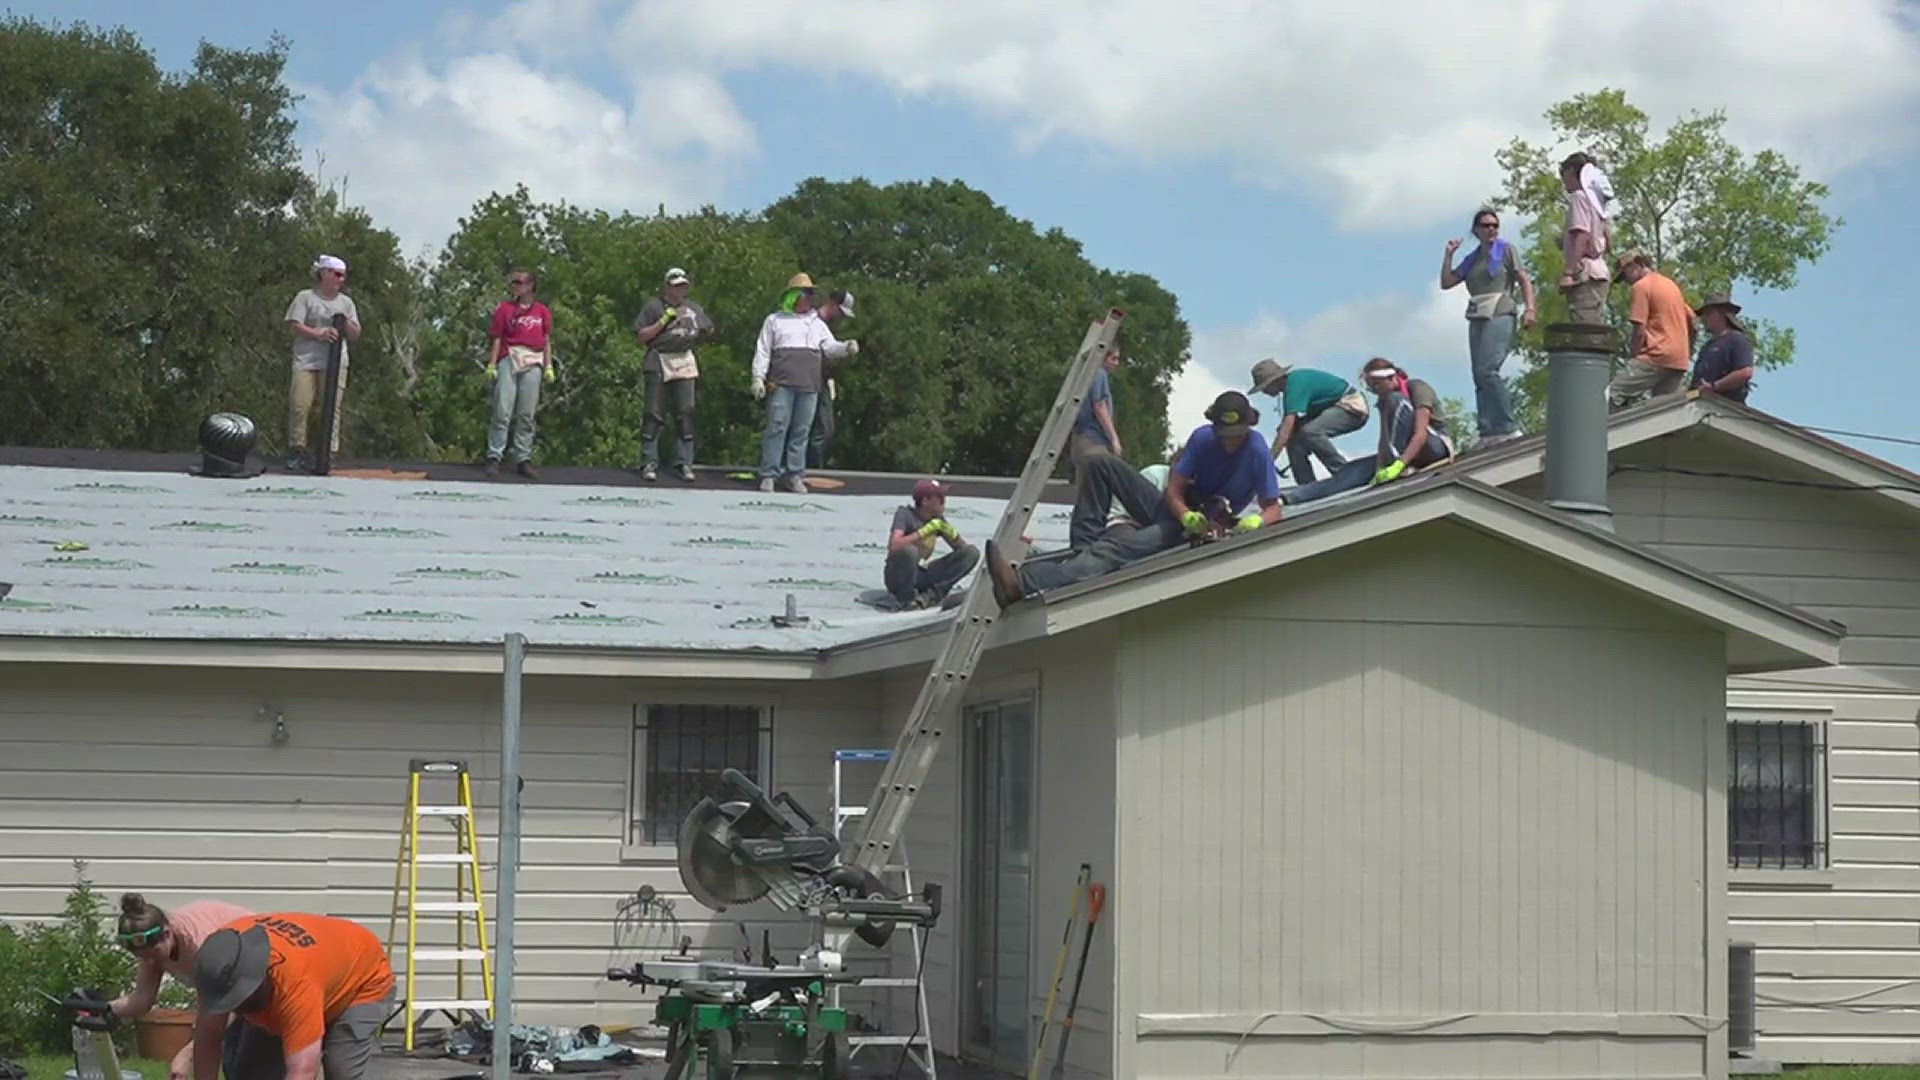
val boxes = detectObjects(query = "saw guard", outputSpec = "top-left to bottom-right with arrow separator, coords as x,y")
676,796 -> 772,910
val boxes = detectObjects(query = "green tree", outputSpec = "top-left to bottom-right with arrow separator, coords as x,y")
764,178 -> 1190,474
1490,89 -> 1839,429
0,18 -> 423,456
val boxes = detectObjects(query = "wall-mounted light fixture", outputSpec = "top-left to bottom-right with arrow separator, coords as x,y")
257,704 -> 290,745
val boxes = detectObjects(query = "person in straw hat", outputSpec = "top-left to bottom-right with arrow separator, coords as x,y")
1689,292 -> 1756,404
750,272 -> 857,493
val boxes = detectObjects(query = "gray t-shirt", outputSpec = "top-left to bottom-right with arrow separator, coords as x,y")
633,296 -> 714,375
286,289 -> 360,371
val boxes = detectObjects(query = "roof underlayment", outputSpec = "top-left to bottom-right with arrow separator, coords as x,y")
0,465 -> 1072,651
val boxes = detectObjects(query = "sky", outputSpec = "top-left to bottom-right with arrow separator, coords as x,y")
13,0 -> 1920,471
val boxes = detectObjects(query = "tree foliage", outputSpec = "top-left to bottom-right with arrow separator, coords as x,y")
1489,89 -> 1839,429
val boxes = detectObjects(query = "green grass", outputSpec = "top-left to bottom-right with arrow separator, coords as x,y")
16,1053 -> 167,1079
1786,1069 -> 1920,1079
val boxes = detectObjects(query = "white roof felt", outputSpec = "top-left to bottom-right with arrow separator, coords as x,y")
0,466 -> 1072,652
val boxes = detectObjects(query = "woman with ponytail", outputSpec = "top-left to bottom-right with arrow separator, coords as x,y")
109,892 -> 254,1078
1281,358 -> 1454,506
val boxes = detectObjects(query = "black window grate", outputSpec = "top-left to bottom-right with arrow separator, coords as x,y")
1729,720 -> 1825,869
631,704 -> 765,846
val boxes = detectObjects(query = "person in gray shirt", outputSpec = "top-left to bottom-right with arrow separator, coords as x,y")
632,267 -> 715,481
283,255 -> 362,471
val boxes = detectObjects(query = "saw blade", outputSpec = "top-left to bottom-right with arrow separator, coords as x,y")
677,796 -> 770,910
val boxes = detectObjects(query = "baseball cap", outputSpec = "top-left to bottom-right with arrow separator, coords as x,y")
194,925 -> 272,1013
1205,390 -> 1259,431
912,479 -> 950,501
832,289 -> 855,318
664,267 -> 691,285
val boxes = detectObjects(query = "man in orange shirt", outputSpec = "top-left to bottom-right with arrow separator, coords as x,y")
1607,248 -> 1696,410
189,912 -> 394,1080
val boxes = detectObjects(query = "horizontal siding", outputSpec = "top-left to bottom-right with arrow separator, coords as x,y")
1114,528 -> 1726,1079
0,663 -> 882,1026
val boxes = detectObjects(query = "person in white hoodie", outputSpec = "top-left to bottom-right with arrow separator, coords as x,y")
751,273 -> 856,493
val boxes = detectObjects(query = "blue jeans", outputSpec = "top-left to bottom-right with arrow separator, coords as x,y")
1468,315 -> 1519,437
760,386 -> 818,479
486,362 -> 542,461
1284,392 -> 1451,505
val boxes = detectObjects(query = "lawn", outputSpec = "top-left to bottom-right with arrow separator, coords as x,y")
17,1054 -> 166,1079
1788,1071 -> 1920,1079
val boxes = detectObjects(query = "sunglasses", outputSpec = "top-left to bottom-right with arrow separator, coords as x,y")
118,926 -> 165,949
1475,221 -> 1499,229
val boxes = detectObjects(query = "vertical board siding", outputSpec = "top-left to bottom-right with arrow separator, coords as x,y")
0,664 -> 882,1026
1115,531 -> 1726,1079
1503,431 -> 1920,1063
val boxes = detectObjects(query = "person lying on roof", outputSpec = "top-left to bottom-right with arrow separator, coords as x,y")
985,392 -> 1282,606
1283,357 -> 1454,506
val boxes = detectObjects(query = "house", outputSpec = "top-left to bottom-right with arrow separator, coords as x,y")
0,385 -> 1853,1080
1449,392 -> 1920,1067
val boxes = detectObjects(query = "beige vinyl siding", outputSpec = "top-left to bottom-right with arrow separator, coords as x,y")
0,664 -> 882,1026
1112,525 -> 1729,1080
1503,430 -> 1920,1064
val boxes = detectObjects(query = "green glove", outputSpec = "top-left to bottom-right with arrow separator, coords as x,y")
1181,510 -> 1207,535
659,307 -> 678,325
937,520 -> 960,541
1372,459 -> 1408,486
917,520 -> 942,539
1234,514 -> 1262,533
543,363 -> 556,383
484,362 -> 499,381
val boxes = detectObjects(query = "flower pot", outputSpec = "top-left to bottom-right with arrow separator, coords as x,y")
134,1007 -> 195,1063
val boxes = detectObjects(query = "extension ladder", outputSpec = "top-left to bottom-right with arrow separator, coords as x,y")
830,748 -> 937,1079
385,758 -> 495,1049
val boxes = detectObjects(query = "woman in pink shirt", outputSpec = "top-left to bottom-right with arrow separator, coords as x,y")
483,269 -> 555,480
109,893 -> 255,1077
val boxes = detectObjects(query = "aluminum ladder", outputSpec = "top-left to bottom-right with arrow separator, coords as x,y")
384,758 -> 495,1049
848,308 -> 1124,876
831,748 -> 937,1079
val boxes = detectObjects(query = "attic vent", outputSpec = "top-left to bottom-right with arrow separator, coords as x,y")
1728,940 -> 1757,1054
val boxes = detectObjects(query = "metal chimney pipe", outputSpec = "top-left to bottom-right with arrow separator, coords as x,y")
1541,322 -> 1620,532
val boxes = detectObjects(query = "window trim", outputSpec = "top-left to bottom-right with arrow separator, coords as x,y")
622,702 -> 773,861
1726,706 -> 1832,885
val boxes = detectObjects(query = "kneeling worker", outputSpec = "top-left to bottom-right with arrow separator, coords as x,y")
985,391 -> 1282,605
190,911 -> 394,1080
885,478 -> 980,609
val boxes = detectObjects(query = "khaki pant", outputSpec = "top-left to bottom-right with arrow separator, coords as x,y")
1607,357 -> 1686,410
1563,278 -> 1610,325
290,366 -> 348,455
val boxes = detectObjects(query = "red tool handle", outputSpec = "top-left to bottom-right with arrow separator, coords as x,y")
1086,884 -> 1106,923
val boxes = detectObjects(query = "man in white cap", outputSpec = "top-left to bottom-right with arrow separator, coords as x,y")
633,266 -> 715,482
283,255 -> 362,471
808,287 -> 855,469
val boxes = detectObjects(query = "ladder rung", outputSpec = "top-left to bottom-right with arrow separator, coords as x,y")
840,807 -> 868,817
410,948 -> 489,961
855,978 -> 920,988
410,999 -> 494,1011
414,852 -> 474,864
850,1035 -> 932,1046
414,901 -> 481,913
415,805 -> 469,816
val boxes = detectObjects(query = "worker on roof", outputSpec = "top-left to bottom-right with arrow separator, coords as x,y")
97,893 -> 255,1080
283,255 -> 362,472
808,288 -> 856,470
884,478 -> 980,610
1068,345 -> 1124,480
189,912 -> 394,1080
1439,207 -> 1536,447
1689,292 -> 1756,403
1283,357 -> 1453,505
1607,248 -> 1694,410
752,273 -> 857,493
984,392 -> 1282,606
1248,359 -> 1368,484
482,268 -> 554,481
634,266 -> 715,483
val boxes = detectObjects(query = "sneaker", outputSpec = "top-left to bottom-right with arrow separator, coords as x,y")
677,464 -> 696,483
784,475 -> 808,495
483,458 -> 500,478
758,478 -> 775,493
909,589 -> 938,610
285,454 -> 307,473
641,463 -> 659,482
516,461 -> 539,480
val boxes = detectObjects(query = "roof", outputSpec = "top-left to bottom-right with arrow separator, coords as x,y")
0,460 -> 1072,666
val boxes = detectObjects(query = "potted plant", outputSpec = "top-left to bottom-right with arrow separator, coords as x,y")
132,980 -> 196,1063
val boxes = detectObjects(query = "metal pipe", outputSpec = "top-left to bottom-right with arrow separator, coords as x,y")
1541,322 -> 1620,532
493,632 -> 526,1080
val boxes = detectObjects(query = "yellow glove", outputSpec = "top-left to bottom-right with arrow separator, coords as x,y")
1233,514 -> 1262,533
1181,510 -> 1207,535
484,361 -> 499,381
659,307 -> 678,325
1372,459 -> 1408,486
543,363 -> 556,383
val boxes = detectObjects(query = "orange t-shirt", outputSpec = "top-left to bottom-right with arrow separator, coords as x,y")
224,913 -> 394,1054
1629,270 -> 1694,371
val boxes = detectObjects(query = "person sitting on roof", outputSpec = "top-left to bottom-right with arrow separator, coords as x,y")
1283,358 -> 1454,505
885,478 -> 980,610
984,392 -> 1282,607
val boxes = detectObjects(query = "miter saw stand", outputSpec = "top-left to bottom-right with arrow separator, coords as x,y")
611,768 -> 942,1078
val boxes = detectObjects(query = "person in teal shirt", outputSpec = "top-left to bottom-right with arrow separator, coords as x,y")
1248,359 -> 1367,483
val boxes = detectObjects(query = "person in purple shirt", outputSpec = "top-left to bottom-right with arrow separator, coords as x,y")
984,391 -> 1283,606
1689,292 -> 1756,404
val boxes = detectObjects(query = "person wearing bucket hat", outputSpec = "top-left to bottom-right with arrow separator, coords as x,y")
1248,358 -> 1367,484
1689,292 -> 1756,403
751,273 -> 856,493
189,912 -> 393,1079
633,266 -> 715,482
981,390 -> 1282,608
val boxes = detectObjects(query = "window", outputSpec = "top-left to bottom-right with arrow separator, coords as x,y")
1728,718 -> 1826,869
628,704 -> 771,848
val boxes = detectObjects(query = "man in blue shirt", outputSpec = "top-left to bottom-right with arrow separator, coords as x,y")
985,392 -> 1283,606
1068,347 -> 1123,478
1689,293 -> 1756,404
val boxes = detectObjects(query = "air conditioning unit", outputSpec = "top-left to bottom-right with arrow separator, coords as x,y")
1729,940 -> 1757,1054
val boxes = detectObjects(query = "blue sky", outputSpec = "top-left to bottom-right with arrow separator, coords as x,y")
15,0 -> 1920,471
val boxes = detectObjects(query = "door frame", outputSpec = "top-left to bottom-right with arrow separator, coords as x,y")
958,690 -> 1040,1073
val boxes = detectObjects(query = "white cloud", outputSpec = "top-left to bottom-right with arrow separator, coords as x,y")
296,52 -> 757,255
549,0 -> 1920,230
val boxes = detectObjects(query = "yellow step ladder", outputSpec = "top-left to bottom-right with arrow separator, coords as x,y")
385,758 -> 494,1049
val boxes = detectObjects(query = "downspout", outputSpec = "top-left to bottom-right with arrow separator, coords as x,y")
1541,322 -> 1620,532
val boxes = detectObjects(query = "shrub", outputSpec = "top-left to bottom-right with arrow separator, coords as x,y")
0,860 -> 137,1055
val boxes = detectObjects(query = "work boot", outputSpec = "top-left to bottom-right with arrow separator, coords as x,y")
784,475 -> 808,495
483,458 -> 500,478
983,540 -> 1023,609
641,463 -> 658,482
758,478 -> 775,493
677,464 -> 696,483
516,461 -> 538,480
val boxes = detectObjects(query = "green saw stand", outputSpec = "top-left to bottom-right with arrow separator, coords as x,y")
607,956 -> 852,1079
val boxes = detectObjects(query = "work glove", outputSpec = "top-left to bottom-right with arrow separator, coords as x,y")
483,361 -> 499,381
917,520 -> 943,540
1372,459 -> 1408,486
544,363 -> 556,384
934,519 -> 960,541
1181,510 -> 1207,536
659,307 -> 678,326
752,376 -> 766,401
846,339 -> 859,355
1234,514 -> 1263,533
